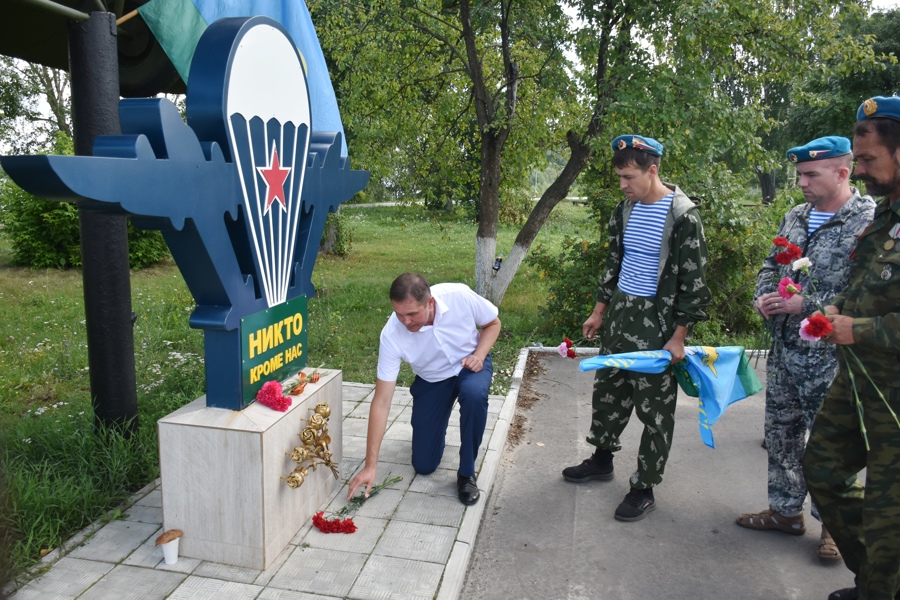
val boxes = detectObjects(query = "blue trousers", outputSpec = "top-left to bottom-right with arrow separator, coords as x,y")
409,354 -> 492,478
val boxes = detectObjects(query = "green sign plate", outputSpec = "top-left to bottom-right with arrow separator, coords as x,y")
241,296 -> 308,403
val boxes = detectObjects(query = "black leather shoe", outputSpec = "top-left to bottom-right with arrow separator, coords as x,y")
457,474 -> 479,505
828,587 -> 858,600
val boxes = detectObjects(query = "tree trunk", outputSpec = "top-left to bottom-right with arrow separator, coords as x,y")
475,135 -> 501,299
480,133 -> 594,306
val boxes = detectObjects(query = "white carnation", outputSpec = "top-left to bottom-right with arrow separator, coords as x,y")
793,257 -> 812,271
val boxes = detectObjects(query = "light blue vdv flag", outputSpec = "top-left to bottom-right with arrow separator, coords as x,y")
579,346 -> 762,448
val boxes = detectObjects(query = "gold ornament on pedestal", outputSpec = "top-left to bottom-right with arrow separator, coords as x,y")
282,401 -> 338,487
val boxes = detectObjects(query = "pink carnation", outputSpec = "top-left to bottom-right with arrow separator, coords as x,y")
557,342 -> 570,358
256,380 -> 292,411
778,277 -> 802,299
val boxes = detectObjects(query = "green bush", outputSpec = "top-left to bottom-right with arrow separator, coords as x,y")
320,211 -> 353,257
0,133 -> 169,270
531,235 -> 606,340
533,170 -> 786,346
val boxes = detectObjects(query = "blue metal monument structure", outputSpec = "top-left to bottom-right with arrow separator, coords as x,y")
1,17 -> 368,410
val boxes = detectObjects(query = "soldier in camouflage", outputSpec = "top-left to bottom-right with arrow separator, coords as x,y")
736,136 -> 875,564
562,134 -> 711,523
803,97 -> 900,600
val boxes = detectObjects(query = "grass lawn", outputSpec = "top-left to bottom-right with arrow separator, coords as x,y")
0,201 -> 594,582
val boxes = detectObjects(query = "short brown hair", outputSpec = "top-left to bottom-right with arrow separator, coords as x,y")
612,147 -> 661,172
854,118 -> 900,155
389,272 -> 431,303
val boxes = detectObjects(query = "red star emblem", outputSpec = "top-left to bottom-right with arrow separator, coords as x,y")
257,145 -> 291,213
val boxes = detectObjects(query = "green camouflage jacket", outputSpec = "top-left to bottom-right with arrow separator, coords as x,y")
597,183 -> 711,338
832,195 -> 900,387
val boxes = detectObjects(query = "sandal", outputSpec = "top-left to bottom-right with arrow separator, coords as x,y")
818,526 -> 842,561
736,508 -> 806,535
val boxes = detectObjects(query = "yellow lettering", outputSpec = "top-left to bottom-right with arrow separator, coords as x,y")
273,321 -> 284,346
292,313 -> 303,336
248,329 -> 263,359
261,325 -> 273,355
282,315 -> 293,341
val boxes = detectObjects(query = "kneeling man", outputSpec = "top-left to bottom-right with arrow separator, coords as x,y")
347,272 -> 501,505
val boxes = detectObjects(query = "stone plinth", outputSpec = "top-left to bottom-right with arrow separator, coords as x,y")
158,369 -> 342,569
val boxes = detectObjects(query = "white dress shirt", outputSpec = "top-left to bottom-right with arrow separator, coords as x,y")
377,283 -> 499,383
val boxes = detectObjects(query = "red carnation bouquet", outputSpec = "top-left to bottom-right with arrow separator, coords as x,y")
255,380 -> 292,412
557,337 -> 577,359
312,512 -> 357,534
311,475 -> 402,534
773,237 -> 803,265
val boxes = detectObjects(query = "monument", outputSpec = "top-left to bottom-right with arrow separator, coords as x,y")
1,16 -> 368,568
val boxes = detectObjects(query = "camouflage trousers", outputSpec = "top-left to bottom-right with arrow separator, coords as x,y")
803,371 -> 900,600
587,290 -> 677,490
764,340 -> 838,519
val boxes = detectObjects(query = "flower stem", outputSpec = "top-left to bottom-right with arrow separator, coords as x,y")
336,474 -> 403,517
844,363 -> 871,452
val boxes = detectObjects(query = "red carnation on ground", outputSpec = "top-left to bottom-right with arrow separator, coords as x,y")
312,511 -> 357,534
256,380 -> 292,411
773,236 -> 789,247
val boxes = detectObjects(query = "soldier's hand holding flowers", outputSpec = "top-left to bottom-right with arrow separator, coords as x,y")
789,256 -> 899,449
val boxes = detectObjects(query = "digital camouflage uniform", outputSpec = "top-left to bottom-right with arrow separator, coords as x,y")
589,184 -> 711,489
756,191 -> 875,519
803,195 -> 900,600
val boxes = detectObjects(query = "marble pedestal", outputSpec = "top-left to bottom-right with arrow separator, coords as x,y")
157,369 -> 342,569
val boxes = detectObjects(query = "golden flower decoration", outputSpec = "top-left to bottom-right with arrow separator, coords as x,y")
290,447 -> 311,463
285,472 -> 304,488
299,427 -> 317,445
314,402 -> 331,418
308,413 -> 327,431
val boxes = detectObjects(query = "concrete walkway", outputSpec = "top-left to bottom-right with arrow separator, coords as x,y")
462,349 -> 857,600
4,350 -> 527,600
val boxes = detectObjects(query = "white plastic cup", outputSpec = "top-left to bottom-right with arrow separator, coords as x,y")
161,538 -> 179,565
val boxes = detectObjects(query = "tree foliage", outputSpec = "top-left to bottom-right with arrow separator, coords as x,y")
310,0 -> 879,305
781,8 -> 900,148
0,57 -> 72,154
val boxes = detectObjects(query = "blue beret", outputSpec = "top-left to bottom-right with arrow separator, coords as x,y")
612,134 -> 663,156
857,96 -> 900,122
786,136 -> 851,163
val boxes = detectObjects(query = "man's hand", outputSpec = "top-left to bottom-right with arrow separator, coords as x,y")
461,354 -> 485,372
347,464 -> 377,500
663,324 -> 689,364
583,303 -> 607,340
827,314 -> 855,345
756,291 -> 802,319
663,336 -> 686,364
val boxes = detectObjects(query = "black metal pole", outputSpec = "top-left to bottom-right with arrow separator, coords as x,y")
68,12 -> 139,433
